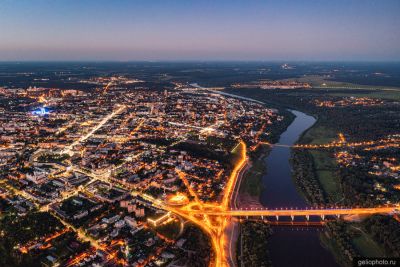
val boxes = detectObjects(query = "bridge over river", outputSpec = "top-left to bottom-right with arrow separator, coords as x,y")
199,206 -> 400,220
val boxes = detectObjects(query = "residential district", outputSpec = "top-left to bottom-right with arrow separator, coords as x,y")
0,75 -> 399,267
0,78 -> 284,267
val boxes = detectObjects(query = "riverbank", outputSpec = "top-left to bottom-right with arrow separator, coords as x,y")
236,109 -> 338,267
238,221 -> 273,267
260,110 -> 337,266
216,88 -> 337,266
292,119 -> 392,266
290,117 -> 341,204
237,145 -> 269,208
237,109 -> 295,208
293,119 -> 342,204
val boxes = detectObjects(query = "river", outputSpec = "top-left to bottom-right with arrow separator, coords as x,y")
192,85 -> 339,266
260,110 -> 338,267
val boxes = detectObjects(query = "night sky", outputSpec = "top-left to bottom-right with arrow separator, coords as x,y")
0,0 -> 399,61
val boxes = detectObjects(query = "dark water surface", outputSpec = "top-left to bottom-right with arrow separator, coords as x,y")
260,110 -> 338,267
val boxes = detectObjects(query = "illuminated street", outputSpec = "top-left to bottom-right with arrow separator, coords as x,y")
1,63 -> 399,266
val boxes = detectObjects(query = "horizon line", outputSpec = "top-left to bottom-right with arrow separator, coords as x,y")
1,59 -> 400,63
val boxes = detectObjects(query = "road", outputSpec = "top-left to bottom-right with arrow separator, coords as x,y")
19,89 -> 400,267
226,158 -> 249,266
198,206 -> 400,217
62,105 -> 126,155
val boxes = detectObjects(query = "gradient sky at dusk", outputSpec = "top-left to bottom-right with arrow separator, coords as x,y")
0,0 -> 399,61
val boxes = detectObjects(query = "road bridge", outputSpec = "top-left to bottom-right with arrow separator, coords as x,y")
197,206 -> 399,220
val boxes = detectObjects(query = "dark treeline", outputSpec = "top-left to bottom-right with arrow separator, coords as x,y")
239,221 -> 272,267
264,109 -> 295,144
325,221 -> 360,265
363,215 -> 400,257
291,150 -> 326,204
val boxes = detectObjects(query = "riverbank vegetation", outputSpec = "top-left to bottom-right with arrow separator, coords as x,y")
362,215 -> 400,257
323,218 -> 393,266
264,109 -> 295,144
240,145 -> 269,197
291,147 -> 342,204
324,221 -> 360,265
238,221 -> 272,267
291,150 -> 327,204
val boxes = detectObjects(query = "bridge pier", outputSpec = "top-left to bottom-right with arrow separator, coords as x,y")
222,206 -> 397,224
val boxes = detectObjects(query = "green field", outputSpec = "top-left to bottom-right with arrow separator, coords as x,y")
279,75 -> 400,101
301,124 -> 337,145
310,151 -> 342,203
233,142 -> 265,197
329,90 -> 400,101
239,144 -> 270,197
281,75 -> 400,91
297,121 -> 343,202
240,156 -> 266,197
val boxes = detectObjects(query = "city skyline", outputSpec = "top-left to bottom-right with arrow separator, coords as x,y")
0,0 -> 399,61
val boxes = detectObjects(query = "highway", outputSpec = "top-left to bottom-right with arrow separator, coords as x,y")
227,152 -> 249,267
